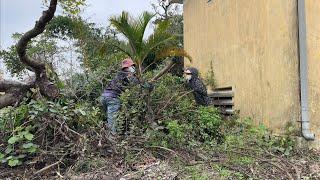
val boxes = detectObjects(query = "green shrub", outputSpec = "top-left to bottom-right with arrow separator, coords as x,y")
0,126 -> 38,167
0,95 -> 104,167
221,117 -> 297,157
117,71 -> 225,148
195,106 -> 223,143
25,97 -> 103,130
64,61 -> 120,103
117,72 -> 195,135
0,103 -> 29,131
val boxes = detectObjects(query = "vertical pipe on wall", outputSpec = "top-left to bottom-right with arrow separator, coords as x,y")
297,0 -> 315,140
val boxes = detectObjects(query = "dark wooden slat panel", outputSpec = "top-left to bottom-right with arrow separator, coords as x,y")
220,109 -> 234,115
214,86 -> 233,91
208,91 -> 234,98
212,99 -> 234,106
209,86 -> 234,116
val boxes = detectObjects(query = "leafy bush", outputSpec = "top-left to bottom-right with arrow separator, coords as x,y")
195,106 -> 223,143
117,71 -> 224,148
26,97 -> 103,130
64,62 -> 120,103
0,126 -> 38,167
218,117 -> 298,157
0,95 -> 104,167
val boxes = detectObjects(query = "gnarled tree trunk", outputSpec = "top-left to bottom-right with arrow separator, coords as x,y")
0,0 -> 59,109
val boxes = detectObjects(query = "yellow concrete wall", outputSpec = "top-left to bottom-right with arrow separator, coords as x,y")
184,0 -> 320,148
306,0 -> 320,148
184,0 -> 302,135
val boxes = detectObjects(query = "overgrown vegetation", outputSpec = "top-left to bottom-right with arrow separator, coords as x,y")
0,0 -> 319,179
1,70 -> 319,179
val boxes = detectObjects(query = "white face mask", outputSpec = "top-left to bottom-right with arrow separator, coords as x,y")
185,74 -> 192,81
128,66 -> 136,73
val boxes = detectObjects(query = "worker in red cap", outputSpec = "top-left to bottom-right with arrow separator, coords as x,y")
101,58 -> 139,134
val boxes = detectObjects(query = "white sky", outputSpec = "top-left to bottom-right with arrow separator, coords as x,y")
0,0 -> 161,49
0,0 -> 175,78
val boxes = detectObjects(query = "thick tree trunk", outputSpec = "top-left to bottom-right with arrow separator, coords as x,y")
0,93 -> 23,109
0,80 -> 35,108
0,0 -> 59,109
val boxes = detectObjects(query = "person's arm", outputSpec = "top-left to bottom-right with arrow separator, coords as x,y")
141,81 -> 154,92
127,74 -> 140,85
192,79 -> 208,95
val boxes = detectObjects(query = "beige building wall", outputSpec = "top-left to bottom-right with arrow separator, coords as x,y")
305,0 -> 320,148
184,0 -> 307,140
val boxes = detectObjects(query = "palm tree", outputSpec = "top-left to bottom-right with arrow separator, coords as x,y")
109,11 -> 191,79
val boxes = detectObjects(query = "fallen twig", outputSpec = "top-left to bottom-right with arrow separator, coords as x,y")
227,150 -> 294,180
54,119 -> 83,138
147,146 -> 189,163
34,156 -> 64,175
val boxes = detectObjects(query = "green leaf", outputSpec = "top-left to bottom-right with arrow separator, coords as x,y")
57,81 -> 65,89
24,133 -> 34,141
284,150 -> 290,156
27,147 -> 38,153
22,143 -> 34,149
19,131 -> 28,136
17,154 -> 26,159
78,109 -> 86,116
8,136 -> 19,144
0,153 -> 4,160
8,159 -> 20,167
5,147 -> 13,154
6,156 -> 13,160
49,108 -> 58,113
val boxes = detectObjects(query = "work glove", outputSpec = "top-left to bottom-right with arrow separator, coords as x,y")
142,81 -> 154,92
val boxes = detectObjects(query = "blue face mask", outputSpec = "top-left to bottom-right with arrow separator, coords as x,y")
185,74 -> 192,81
128,66 -> 136,73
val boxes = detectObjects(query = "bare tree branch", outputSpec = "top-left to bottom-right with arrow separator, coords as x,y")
16,0 -> 57,71
17,0 -> 59,99
0,0 -> 59,109
0,79 -> 35,108
0,93 -> 21,109
0,80 -> 34,92
151,59 -> 175,82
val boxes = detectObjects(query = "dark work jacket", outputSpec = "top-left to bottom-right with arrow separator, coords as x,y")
102,71 -> 139,98
185,68 -> 209,106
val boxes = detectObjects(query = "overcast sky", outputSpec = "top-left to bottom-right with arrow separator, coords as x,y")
1,0 -> 176,76
0,0 -> 162,49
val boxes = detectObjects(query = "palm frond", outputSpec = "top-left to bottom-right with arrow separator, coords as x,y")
110,41 -> 133,58
134,12 -> 154,51
155,47 -> 193,62
141,20 -> 177,62
110,11 -> 190,76
154,20 -> 171,34
110,11 -> 154,61
110,12 -> 138,54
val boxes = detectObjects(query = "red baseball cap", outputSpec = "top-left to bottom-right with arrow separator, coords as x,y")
121,58 -> 135,69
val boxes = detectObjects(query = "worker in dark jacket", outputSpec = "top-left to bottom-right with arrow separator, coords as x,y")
184,67 -> 209,106
101,58 -> 138,133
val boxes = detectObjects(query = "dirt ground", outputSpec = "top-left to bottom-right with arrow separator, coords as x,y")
1,147 -> 319,180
